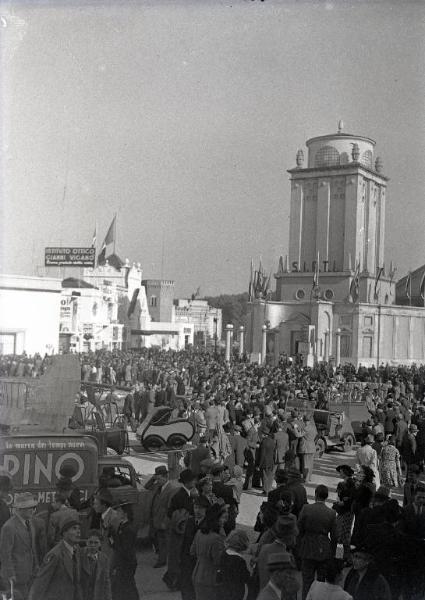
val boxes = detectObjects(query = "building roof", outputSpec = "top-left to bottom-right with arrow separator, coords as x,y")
62,277 -> 98,289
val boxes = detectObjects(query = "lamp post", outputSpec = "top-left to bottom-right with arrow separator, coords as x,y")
261,324 -> 268,365
335,328 -> 342,367
225,324 -> 233,362
239,325 -> 244,358
213,317 -> 218,356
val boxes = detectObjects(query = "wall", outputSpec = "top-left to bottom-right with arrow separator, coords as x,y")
0,275 -> 61,354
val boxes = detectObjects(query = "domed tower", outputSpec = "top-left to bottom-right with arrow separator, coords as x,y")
276,122 -> 389,304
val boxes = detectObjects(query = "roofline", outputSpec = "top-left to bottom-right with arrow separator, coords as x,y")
306,133 -> 376,146
287,163 -> 389,182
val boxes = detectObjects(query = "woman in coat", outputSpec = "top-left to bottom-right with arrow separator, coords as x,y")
218,530 -> 251,600
190,503 -> 227,600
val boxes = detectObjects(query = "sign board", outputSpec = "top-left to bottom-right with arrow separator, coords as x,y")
45,247 -> 95,267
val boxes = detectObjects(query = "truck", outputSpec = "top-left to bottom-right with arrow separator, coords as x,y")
0,431 -> 153,538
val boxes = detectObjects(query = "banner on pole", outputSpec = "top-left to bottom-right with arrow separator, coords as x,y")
45,247 -> 96,267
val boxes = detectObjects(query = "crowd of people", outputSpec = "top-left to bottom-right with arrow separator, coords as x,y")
2,348 -> 425,599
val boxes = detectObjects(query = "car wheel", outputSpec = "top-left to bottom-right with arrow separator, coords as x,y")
167,433 -> 187,450
315,437 -> 326,458
343,434 -> 355,452
142,435 -> 164,452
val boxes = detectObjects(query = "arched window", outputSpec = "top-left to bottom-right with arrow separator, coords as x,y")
150,296 -> 157,307
315,146 -> 340,167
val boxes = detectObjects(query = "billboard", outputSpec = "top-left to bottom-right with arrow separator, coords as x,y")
45,247 -> 95,267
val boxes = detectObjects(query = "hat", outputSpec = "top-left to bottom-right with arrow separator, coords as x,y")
225,530 -> 249,552
96,488 -> 114,507
365,434 -> 375,444
61,518 -> 80,535
13,492 -> 37,509
59,462 -> 78,479
155,466 -> 168,476
374,486 -> 390,501
267,551 -> 296,571
272,515 -> 298,543
211,464 -> 224,476
179,469 -> 196,485
200,458 -> 218,470
336,464 -> 354,477
409,424 -> 419,432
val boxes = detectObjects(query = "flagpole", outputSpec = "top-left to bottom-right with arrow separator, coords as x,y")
113,213 -> 117,255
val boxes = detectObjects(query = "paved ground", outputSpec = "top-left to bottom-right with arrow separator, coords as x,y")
126,444 -> 402,599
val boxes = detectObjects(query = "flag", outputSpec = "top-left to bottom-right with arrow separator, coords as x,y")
248,259 -> 254,301
312,252 -> 320,289
420,269 -> 425,301
374,266 -> 384,300
405,271 -> 412,300
127,288 -> 140,318
97,216 -> 116,266
350,261 -> 360,302
91,225 -> 97,248
389,261 -> 397,283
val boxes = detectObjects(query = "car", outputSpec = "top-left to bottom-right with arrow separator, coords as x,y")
136,407 -> 195,452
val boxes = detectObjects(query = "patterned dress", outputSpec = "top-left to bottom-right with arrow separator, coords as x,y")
380,443 -> 401,487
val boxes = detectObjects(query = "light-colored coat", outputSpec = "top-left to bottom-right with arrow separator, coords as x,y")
151,481 -> 179,530
0,514 -> 46,589
29,540 -> 83,600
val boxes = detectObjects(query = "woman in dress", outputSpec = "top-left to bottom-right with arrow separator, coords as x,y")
190,503 -> 227,600
380,435 -> 402,488
332,465 -> 356,561
356,434 -> 380,488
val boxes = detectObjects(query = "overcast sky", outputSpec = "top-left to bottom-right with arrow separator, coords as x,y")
1,0 -> 424,297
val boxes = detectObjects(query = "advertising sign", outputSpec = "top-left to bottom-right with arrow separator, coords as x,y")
45,247 -> 95,267
60,297 -> 73,332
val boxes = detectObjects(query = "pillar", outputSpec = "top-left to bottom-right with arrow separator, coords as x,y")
261,324 -> 268,365
225,324 -> 233,362
335,328 -> 341,367
324,329 -> 330,362
239,325 -> 244,358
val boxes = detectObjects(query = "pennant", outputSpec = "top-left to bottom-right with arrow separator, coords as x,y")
104,216 -> 116,246
91,225 -> 97,248
97,243 -> 106,266
374,266 -> 384,300
349,261 -> 360,302
312,252 -> 320,290
249,259 -> 254,301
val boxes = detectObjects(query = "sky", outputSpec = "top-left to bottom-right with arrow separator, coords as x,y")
1,0 -> 424,297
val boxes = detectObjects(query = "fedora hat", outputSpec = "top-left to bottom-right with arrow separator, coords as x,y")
13,492 -> 37,509
272,515 -> 298,543
267,551 -> 296,571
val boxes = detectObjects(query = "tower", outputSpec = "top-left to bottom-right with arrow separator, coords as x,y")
276,123 -> 390,304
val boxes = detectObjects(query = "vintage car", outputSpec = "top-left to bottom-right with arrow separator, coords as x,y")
136,406 -> 195,452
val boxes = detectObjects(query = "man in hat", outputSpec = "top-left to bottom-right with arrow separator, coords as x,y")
29,517 -> 83,600
344,545 -> 391,600
47,492 -> 79,548
185,436 -> 210,476
148,466 -> 178,568
297,484 -> 337,600
92,488 -> 119,566
284,467 -> 307,518
256,552 -> 300,600
0,471 -> 12,534
0,492 -> 46,600
298,414 -> 317,482
400,423 -> 418,468
258,429 -> 277,496
256,516 -> 298,590
351,486 -> 390,547
400,484 -> 425,539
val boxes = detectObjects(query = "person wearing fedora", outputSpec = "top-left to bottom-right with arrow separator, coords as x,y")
343,545 -> 391,600
92,489 -> 120,567
29,517 -> 82,600
256,552 -> 300,600
47,491 -> 79,549
148,465 -> 178,568
0,492 -> 46,600
110,500 -> 139,600
256,515 -> 298,591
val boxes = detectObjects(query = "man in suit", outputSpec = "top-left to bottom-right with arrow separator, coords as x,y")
185,436 -> 210,476
164,469 -> 196,591
285,468 -> 307,518
0,492 -> 46,600
268,468 -> 289,507
243,419 -> 259,491
29,518 -> 83,600
92,489 -> 119,567
149,466 -> 178,568
231,425 -> 248,467
256,552 -> 300,600
80,529 -> 112,600
297,484 -> 337,600
344,545 -> 392,600
273,421 -> 289,467
299,414 -> 317,482
259,430 -> 277,496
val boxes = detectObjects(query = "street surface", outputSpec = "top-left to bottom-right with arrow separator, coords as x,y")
124,442 -> 404,599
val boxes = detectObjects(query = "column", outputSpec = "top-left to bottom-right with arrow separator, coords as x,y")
288,182 -> 304,268
239,325 -> 244,358
324,329 -> 330,362
335,328 -> 341,367
225,324 -> 233,362
261,324 -> 268,365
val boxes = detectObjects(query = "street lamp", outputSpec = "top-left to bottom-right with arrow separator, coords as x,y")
213,317 -> 218,356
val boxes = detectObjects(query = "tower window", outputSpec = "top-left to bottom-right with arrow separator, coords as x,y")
361,150 -> 373,168
150,296 -> 157,307
315,146 -> 340,167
